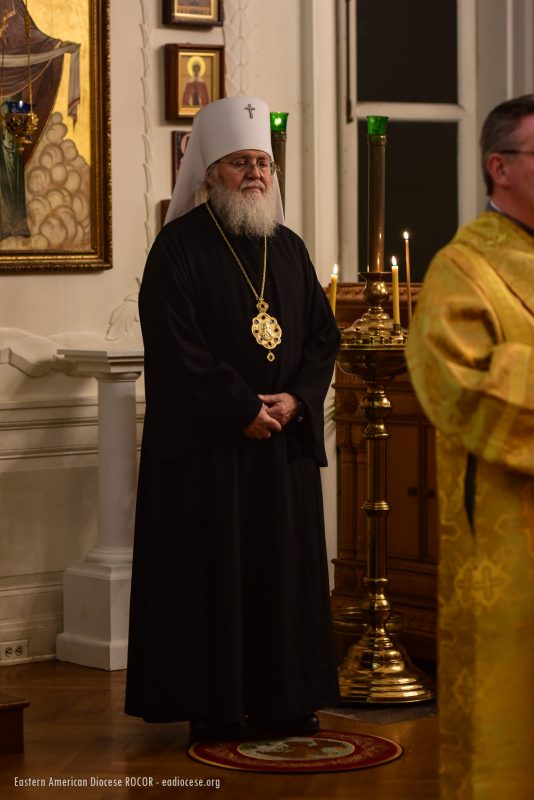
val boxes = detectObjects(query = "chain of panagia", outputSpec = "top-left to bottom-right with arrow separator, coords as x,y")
205,201 -> 282,361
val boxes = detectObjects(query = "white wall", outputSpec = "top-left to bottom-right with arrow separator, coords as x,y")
0,0 -> 341,662
5,0 -> 528,662
0,1 -> 147,663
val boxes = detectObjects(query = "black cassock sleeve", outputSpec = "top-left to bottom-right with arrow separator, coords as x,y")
284,249 -> 340,467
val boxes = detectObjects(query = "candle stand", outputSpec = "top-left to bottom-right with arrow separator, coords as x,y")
336,275 -> 435,702
270,112 -> 288,210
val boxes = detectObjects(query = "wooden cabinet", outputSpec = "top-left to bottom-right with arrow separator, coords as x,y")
332,284 -> 438,660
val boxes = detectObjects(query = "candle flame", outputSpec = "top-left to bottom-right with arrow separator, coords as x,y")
391,256 -> 398,267
403,231 -> 410,240
333,263 -> 339,276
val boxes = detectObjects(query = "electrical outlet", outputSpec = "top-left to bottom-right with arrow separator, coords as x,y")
0,639 -> 29,661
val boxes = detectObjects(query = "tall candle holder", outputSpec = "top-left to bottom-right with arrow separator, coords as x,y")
270,112 -> 288,211
336,116 -> 434,703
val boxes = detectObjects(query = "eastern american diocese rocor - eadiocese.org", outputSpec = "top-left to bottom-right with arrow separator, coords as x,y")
13,776 -> 222,789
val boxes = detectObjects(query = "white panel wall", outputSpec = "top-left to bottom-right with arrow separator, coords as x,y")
0,396 -> 99,662
0,0 -> 341,662
3,0 -> 529,661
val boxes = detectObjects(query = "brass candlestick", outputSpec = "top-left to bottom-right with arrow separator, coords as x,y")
270,112 -> 288,212
336,116 -> 434,703
338,291 -> 434,702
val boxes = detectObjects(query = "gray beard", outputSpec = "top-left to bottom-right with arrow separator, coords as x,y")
208,177 -> 278,238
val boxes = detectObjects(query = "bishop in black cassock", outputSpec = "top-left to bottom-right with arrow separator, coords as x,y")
125,96 -> 340,736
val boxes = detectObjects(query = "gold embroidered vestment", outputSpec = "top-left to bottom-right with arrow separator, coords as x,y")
406,212 -> 534,800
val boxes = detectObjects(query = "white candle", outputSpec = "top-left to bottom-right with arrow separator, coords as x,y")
403,231 -> 413,323
391,257 -> 400,326
329,263 -> 339,316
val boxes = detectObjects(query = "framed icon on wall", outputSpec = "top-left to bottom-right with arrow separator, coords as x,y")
165,44 -> 225,120
0,0 -> 111,271
172,131 -> 191,183
162,0 -> 223,27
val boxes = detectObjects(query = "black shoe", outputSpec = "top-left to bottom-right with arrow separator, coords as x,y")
250,713 -> 320,738
189,720 -> 253,744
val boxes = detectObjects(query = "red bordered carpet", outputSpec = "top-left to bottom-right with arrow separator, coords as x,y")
188,728 -> 403,773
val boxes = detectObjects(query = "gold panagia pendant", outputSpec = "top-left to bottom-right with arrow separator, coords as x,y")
252,300 -> 282,361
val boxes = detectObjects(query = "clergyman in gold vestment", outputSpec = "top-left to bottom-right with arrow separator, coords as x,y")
406,95 -> 534,799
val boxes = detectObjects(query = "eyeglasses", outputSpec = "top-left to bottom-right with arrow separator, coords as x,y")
216,158 -> 277,175
499,149 -> 534,156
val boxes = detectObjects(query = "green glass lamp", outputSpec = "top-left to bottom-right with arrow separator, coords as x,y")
270,112 -> 289,133
270,112 -> 289,211
367,115 -> 388,136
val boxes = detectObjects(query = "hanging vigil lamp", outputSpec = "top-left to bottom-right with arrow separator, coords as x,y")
0,0 -> 39,153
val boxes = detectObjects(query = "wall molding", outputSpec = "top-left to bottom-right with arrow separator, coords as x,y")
0,573 -> 64,665
0,394 -> 144,662
0,397 -> 144,471
139,0 -> 154,256
105,0 -> 149,342
106,278 -> 141,342
223,0 -> 256,96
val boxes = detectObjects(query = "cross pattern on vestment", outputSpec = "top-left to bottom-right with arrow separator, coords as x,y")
471,563 -> 506,604
244,104 -> 255,118
451,668 -> 474,710
455,561 -> 506,607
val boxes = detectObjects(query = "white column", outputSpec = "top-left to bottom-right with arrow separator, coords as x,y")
300,0 -> 339,590
56,350 -> 144,670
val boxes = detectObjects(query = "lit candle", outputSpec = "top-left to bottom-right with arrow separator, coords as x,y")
391,256 -> 400,326
329,263 -> 339,316
403,231 -> 413,324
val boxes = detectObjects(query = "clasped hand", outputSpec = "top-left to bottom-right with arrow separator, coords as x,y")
242,393 -> 299,440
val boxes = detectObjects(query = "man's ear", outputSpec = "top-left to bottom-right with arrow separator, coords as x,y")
486,152 -> 511,187
205,169 -> 214,188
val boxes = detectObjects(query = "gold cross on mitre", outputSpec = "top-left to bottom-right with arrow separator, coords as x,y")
244,103 -> 255,118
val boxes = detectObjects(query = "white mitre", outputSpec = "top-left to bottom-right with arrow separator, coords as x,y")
164,96 -> 285,225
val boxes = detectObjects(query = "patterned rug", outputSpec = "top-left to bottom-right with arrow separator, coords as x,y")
188,729 -> 403,773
